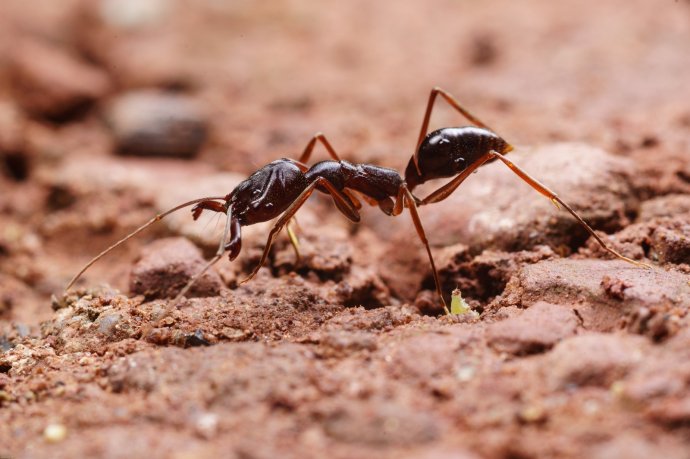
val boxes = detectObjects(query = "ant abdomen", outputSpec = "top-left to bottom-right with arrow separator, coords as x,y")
405,126 -> 511,190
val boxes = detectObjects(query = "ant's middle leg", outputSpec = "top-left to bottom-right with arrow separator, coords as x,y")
241,177 -> 360,284
286,219 -> 301,262
297,134 -> 379,211
490,151 -> 651,269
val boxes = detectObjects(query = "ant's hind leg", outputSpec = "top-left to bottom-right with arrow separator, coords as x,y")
490,151 -> 652,269
286,219 -> 301,262
390,185 -> 449,313
413,87 -> 511,173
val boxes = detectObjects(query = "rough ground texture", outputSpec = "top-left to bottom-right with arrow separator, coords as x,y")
1,1 -> 690,458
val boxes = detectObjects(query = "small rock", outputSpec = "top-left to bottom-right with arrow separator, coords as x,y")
324,402 -> 439,446
414,289 -> 445,315
0,101 -> 29,180
129,237 -> 223,299
386,333 -> 460,381
487,302 -> 578,355
517,404 -> 547,424
497,259 -> 690,332
99,0 -> 169,28
590,434 -> 688,459
106,90 -> 208,157
584,214 -> 690,266
637,194 -> 690,221
43,423 -> 68,443
649,219 -> 690,264
184,330 -> 210,348
645,397 -> 690,427
9,40 -> 111,119
273,225 -> 353,279
546,333 -> 646,389
192,411 -> 219,439
600,275 -> 630,300
334,266 -> 391,308
316,330 -> 377,358
95,312 -> 122,338
74,1 -> 191,88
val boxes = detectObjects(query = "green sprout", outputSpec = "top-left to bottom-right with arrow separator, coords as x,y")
450,288 -> 471,315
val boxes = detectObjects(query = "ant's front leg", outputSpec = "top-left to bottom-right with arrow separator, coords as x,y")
160,206 -> 239,323
191,200 -> 226,220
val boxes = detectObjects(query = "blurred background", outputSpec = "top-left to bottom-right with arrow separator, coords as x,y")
2,0 -> 689,167
1,0 -> 689,323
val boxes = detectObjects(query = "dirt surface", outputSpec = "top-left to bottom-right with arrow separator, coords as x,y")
1,1 -> 690,457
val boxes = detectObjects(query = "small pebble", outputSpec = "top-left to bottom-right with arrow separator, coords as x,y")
106,90 -> 208,158
518,405 -> 547,423
193,412 -> 219,439
43,423 -> 67,443
456,365 -> 475,382
9,40 -> 111,119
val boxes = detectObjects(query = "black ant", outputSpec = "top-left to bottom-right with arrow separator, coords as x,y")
66,87 -> 647,317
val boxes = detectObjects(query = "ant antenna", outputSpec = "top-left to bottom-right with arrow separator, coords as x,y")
152,205 -> 234,326
64,196 -> 226,291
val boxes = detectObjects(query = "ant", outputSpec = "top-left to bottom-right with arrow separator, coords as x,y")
66,87 -> 647,318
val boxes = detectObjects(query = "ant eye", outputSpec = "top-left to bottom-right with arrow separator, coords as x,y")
454,157 -> 465,166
